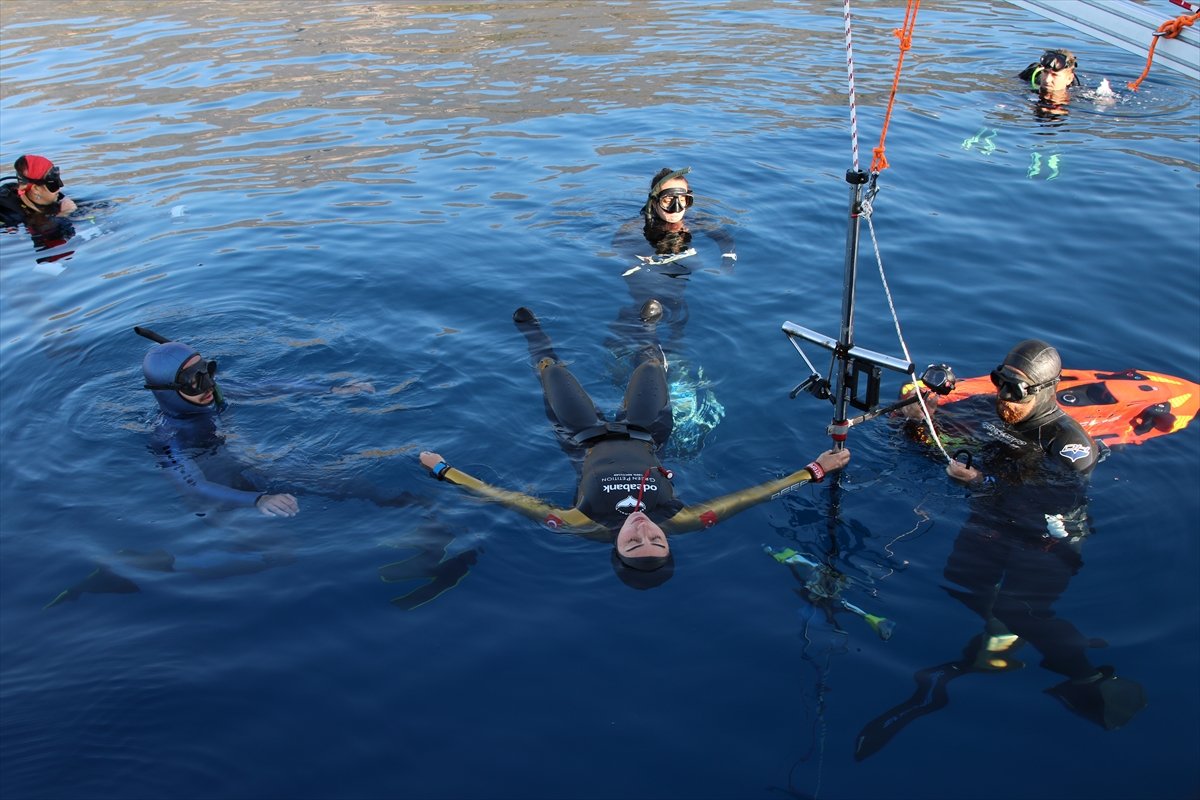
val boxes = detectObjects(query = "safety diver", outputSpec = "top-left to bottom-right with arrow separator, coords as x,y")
937,340 -> 1142,730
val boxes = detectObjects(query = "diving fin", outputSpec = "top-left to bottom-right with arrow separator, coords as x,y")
513,307 -> 559,364
1045,666 -> 1147,730
381,549 -> 478,611
44,565 -> 140,609
854,633 -> 1017,760
855,661 -> 964,761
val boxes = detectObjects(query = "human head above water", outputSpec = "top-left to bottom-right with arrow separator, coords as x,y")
611,510 -> 674,588
642,166 -> 693,225
1039,48 -> 1077,73
1028,48 -> 1078,96
611,547 -> 676,590
14,155 -> 64,192
991,338 -> 1062,425
142,340 -> 219,418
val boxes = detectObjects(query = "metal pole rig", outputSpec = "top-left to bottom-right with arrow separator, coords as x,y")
783,169 -> 914,449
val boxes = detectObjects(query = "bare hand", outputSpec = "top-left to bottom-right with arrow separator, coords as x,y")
946,460 -> 981,483
419,451 -> 444,470
896,387 -> 937,420
816,448 -> 850,474
256,493 -> 299,517
331,380 -> 375,395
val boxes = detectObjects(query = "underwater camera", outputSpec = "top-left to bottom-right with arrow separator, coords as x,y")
919,363 -> 957,396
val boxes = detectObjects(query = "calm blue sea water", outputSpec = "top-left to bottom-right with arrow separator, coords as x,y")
2,2 -> 1198,799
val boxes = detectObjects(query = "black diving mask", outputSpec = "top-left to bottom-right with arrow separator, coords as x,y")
26,166 -> 64,192
656,188 -> 694,213
1039,50 -> 1076,72
990,364 -> 1056,402
145,358 -> 218,395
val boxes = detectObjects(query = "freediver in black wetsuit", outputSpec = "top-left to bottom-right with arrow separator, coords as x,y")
1,154 -> 78,263
606,167 -> 736,362
855,340 -> 1146,758
418,308 -> 848,589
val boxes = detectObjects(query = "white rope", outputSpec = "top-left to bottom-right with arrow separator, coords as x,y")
861,200 -> 952,464
843,0 -> 949,463
842,0 -> 861,173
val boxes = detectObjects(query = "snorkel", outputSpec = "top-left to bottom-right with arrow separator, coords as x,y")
612,468 -> 674,578
136,326 -> 224,418
641,166 -> 692,223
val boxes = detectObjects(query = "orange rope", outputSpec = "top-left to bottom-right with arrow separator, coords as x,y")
871,0 -> 921,174
1128,12 -> 1198,91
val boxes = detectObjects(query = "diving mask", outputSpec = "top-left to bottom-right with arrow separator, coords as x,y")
990,364 -> 1056,402
656,188 -> 694,213
145,358 -> 218,395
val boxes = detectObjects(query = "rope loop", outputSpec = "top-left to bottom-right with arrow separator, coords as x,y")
1128,12 -> 1198,91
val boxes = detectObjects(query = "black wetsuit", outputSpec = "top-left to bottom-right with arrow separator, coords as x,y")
856,345 -> 1143,750
943,395 -> 1101,680
606,214 -> 735,361
0,180 -> 75,252
0,181 -> 25,225
542,357 -> 683,530
429,313 -> 822,539
0,180 -> 69,221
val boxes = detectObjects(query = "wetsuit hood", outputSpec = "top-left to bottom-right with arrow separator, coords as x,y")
143,341 -> 217,419
1002,338 -> 1063,430
610,548 -> 675,590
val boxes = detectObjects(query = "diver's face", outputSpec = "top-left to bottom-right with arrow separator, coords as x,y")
21,180 -> 59,207
1040,67 -> 1074,99
995,366 -> 1036,425
616,512 -> 670,559
177,355 -> 216,406
652,177 -> 691,224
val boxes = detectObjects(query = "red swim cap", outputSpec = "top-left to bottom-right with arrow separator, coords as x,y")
16,155 -> 55,181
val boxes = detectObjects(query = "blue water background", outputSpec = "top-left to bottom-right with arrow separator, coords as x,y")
2,2 -> 1198,799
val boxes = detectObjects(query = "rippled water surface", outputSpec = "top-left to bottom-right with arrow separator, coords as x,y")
2,2 -> 1198,799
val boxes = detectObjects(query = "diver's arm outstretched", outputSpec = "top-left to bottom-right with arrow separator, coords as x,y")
220,377 -> 374,400
664,449 -> 849,534
419,451 -> 606,535
154,439 -> 298,517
